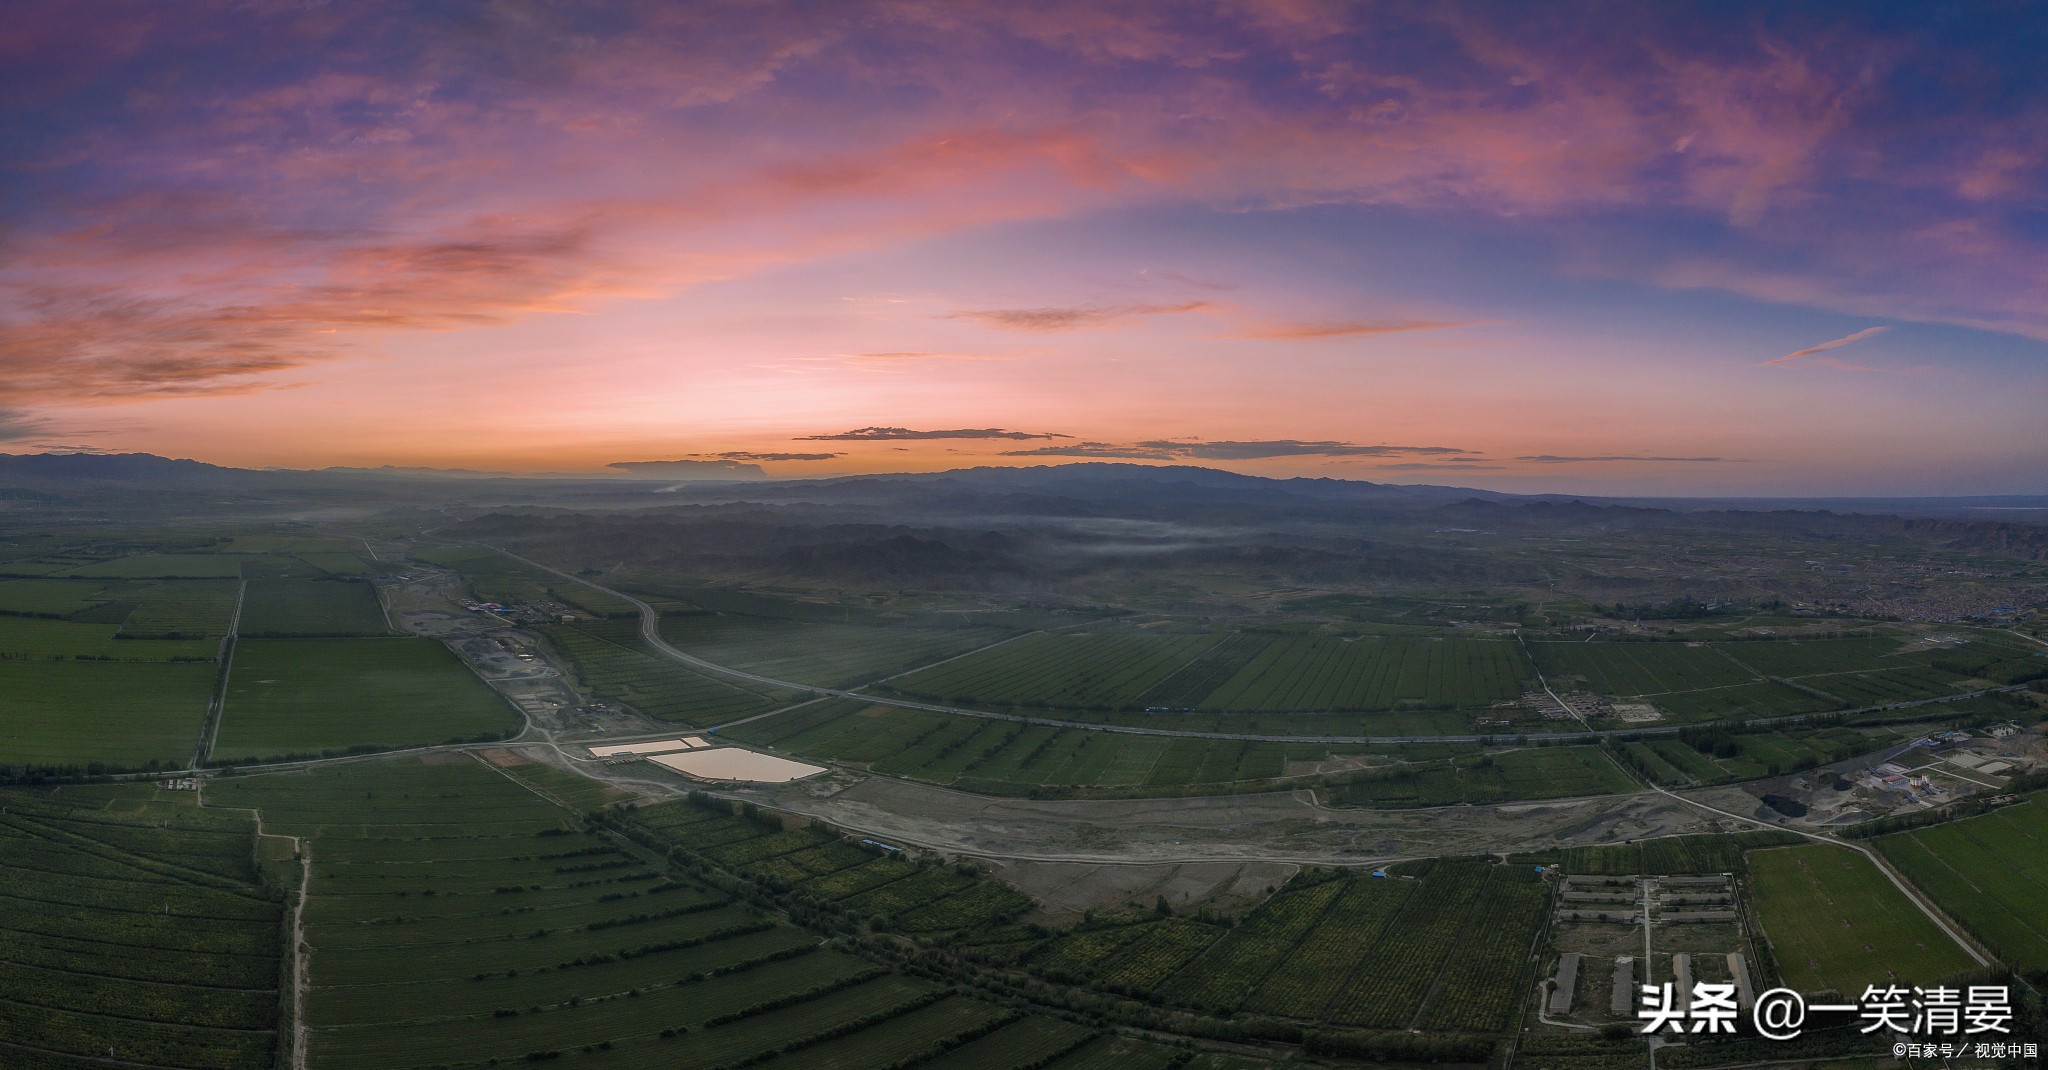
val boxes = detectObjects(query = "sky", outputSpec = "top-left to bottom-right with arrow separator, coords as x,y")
3,1 -> 2046,496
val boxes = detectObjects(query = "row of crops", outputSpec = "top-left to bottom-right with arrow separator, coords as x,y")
655,614 -> 1016,689
0,538 -> 411,773
1532,634 -> 2025,711
206,758 -> 1071,1070
724,698 -> 1311,794
0,784 -> 283,1070
1878,792 -> 2048,978
958,861 -> 1549,1033
882,628 -> 2001,721
1194,635 -> 1529,711
888,631 -> 1222,710
623,796 -> 1038,933
888,630 -> 1531,713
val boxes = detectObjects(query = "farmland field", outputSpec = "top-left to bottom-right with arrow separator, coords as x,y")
725,699 -> 1308,794
889,630 -> 1534,714
1195,635 -> 1531,711
1311,862 -> 1548,1030
212,637 -> 519,760
0,783 -> 283,1069
1879,792 -> 2048,977
0,614 -> 214,660
0,660 -> 216,769
209,759 -> 1036,1070
115,578 -> 245,638
976,860 -> 1545,1034
63,553 -> 244,578
623,797 -> 1038,933
888,630 -> 1222,710
1748,844 -> 1978,994
412,545 -> 639,617
297,551 -> 373,575
1324,745 -> 1637,807
1526,635 -> 1995,719
1515,829 -> 1802,874
1529,641 -> 1756,696
545,621 -> 795,724
657,613 -> 1015,688
238,577 -> 389,636
0,577 -> 110,616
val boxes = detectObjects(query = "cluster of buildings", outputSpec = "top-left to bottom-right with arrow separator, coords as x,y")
459,598 -> 581,625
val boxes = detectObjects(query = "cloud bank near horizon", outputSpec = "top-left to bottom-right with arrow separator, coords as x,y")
801,427 -> 1071,442
1003,439 -> 1472,461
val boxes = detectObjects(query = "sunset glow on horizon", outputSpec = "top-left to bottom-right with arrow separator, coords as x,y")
5,2 -> 2045,495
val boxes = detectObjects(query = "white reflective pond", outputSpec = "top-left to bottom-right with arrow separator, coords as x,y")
647,747 -> 825,783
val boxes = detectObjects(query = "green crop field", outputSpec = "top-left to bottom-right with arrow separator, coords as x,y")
725,699 -> 1308,794
962,860 -> 1545,1035
238,578 -> 389,636
1314,862 -> 1548,1029
545,621 -> 794,724
0,577 -> 110,616
297,551 -> 373,575
889,630 -> 1535,714
412,545 -> 639,617
888,630 -> 1222,710
115,578 -> 245,638
1324,745 -> 1636,807
0,660 -> 216,769
1196,635 -> 1533,711
624,797 -> 1038,933
62,553 -> 244,578
212,637 -> 519,760
1748,844 -> 1978,994
1530,641 -> 1758,696
0,784 -> 283,1069
0,614 -> 214,660
207,759 -> 1055,1070
657,614 -> 1015,688
1513,829 -> 1801,874
1879,793 -> 2048,977
1526,634 -> 1994,720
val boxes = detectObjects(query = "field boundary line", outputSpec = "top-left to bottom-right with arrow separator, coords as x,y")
1125,631 -> 1234,709
704,693 -> 834,733
858,625 -> 1055,688
0,1038 -> 170,1069
196,579 -> 246,766
193,781 -> 307,1070
0,993 -> 279,1033
1900,826 -> 2048,952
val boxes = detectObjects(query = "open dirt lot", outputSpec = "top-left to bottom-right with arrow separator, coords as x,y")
725,775 -> 1726,869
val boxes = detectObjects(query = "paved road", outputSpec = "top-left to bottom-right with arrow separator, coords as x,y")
1643,780 -> 1991,968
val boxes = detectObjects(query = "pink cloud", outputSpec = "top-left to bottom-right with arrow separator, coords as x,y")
6,0 -> 2045,413
1763,325 -> 1888,365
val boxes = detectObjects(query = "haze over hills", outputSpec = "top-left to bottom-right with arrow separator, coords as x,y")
6,451 -> 2048,522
